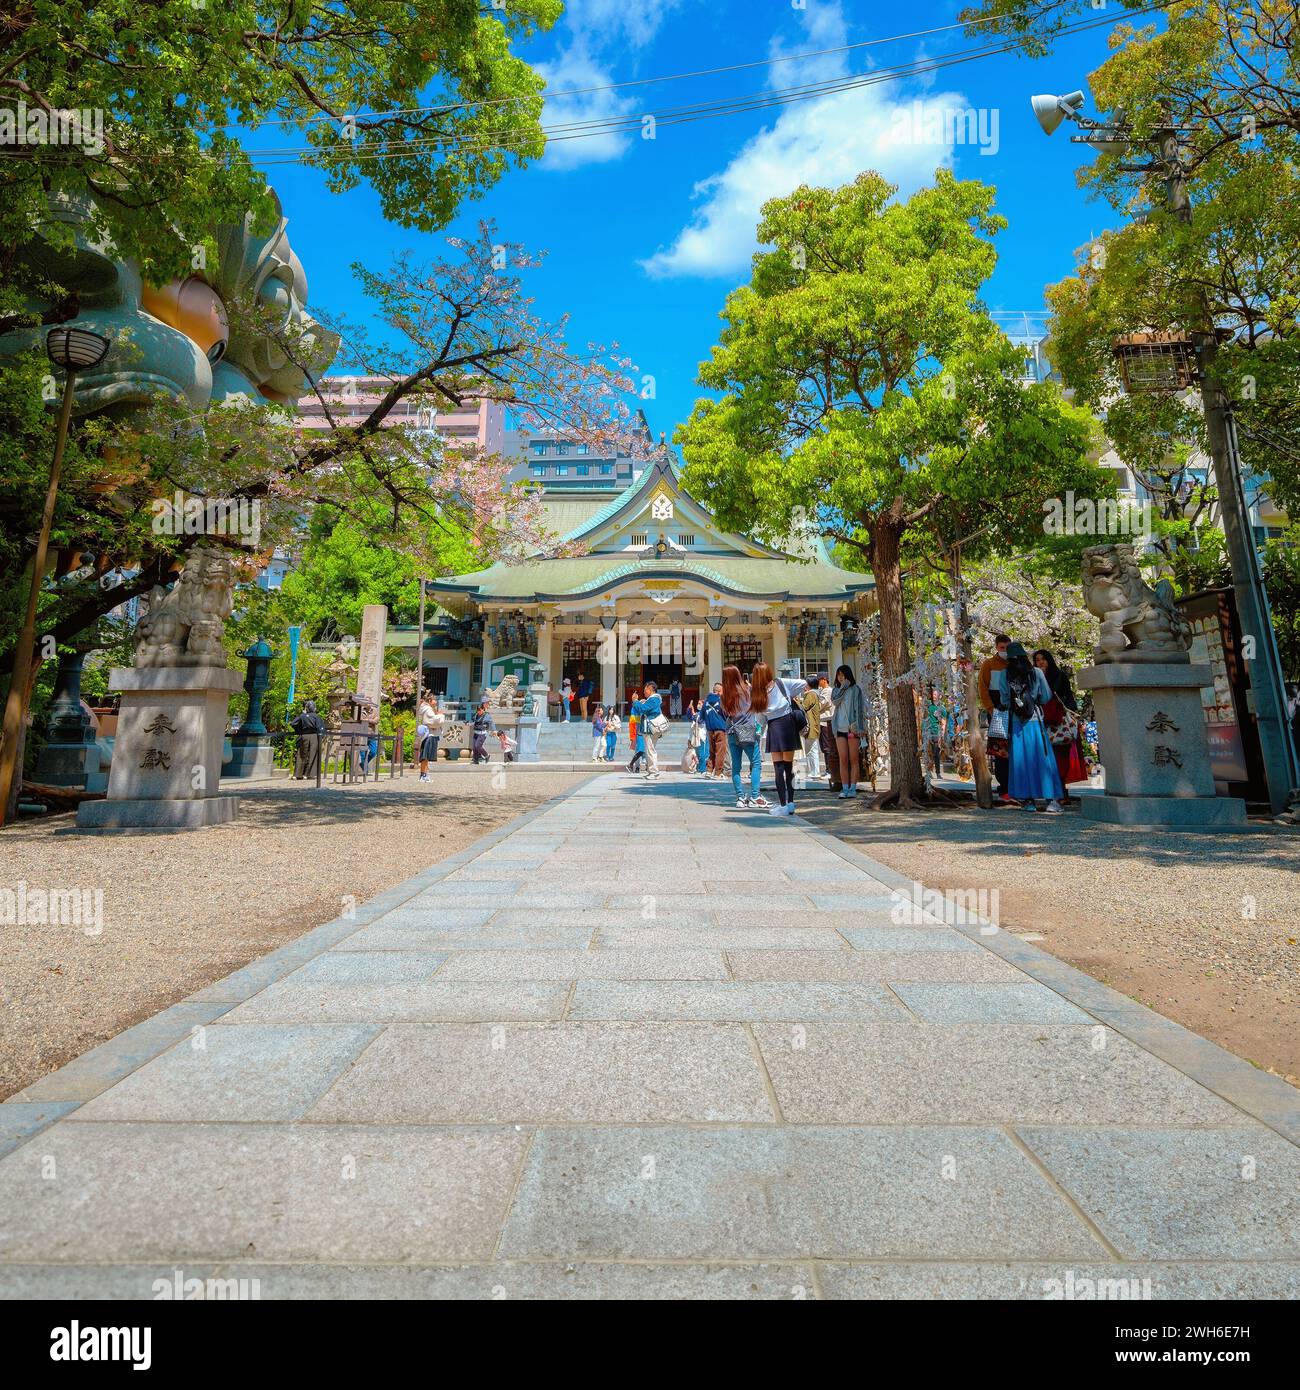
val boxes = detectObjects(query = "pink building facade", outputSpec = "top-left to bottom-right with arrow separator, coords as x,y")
296,375 -> 508,454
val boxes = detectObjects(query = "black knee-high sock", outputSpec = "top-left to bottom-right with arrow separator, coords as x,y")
775,761 -> 790,805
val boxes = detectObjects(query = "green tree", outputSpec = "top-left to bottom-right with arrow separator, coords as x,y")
969,0 -> 1300,514
277,508 -> 440,641
1263,530 -> 1300,682
0,228 -> 630,683
677,172 -> 1101,805
1,0 -> 561,296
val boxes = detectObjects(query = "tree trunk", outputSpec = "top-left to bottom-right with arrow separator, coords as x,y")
869,512 -> 924,807
951,548 -> 993,808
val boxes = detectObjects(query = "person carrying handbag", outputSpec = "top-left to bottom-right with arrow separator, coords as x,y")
1034,647 -> 1086,799
990,643 -> 1064,812
750,663 -> 808,816
720,664 -> 767,808
630,682 -> 667,779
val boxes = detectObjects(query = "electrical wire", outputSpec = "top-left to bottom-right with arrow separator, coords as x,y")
240,4 -> 1168,168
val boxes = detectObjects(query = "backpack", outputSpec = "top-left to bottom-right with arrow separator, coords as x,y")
781,680 -> 808,735
1007,671 -> 1036,721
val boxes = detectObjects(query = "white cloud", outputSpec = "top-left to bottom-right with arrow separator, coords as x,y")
536,48 -> 637,171
765,0 -> 850,88
562,0 -> 681,52
639,82 -> 972,279
533,0 -> 682,171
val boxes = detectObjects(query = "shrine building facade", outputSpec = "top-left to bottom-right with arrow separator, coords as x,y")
429,452 -> 876,709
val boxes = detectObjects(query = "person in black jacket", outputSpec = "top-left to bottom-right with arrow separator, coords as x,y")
471,701 -> 494,764
290,700 -> 325,780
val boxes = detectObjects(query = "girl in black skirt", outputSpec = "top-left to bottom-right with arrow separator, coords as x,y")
750,662 -> 808,818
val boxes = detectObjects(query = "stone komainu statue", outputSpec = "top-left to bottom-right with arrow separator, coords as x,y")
134,545 -> 236,668
484,673 -> 520,708
1081,542 -> 1191,664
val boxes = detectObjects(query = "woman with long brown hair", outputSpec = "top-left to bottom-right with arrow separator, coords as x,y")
720,664 -> 767,809
831,664 -> 865,799
750,662 -> 808,817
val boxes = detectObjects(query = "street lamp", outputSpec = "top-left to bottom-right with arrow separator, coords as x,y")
0,326 -> 111,825
1032,89 -> 1299,812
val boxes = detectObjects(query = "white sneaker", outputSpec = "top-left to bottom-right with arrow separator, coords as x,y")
751,795 -> 769,808
767,803 -> 784,816
1044,800 -> 1063,814
736,796 -> 749,808
418,773 -> 430,783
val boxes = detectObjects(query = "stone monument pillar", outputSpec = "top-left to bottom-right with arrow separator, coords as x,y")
224,639 -> 276,779
1077,543 -> 1246,828
517,683 -> 546,763
77,545 -> 241,831
35,646 -> 106,792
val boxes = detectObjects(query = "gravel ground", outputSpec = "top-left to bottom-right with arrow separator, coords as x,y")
797,792 -> 1300,1087
0,769 -> 590,1100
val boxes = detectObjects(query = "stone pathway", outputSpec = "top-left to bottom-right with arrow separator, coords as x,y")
2,773 -> 1298,1299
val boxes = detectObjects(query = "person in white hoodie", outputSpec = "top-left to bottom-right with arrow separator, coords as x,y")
750,662 -> 809,817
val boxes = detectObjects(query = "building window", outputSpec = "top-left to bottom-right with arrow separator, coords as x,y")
556,442 -> 570,456
576,444 -> 589,455
471,656 -> 482,686
556,465 -> 568,476
531,441 -> 547,456
629,533 -> 648,547
576,464 -> 589,476
599,463 -> 613,475
530,465 -> 546,477
677,533 -> 696,546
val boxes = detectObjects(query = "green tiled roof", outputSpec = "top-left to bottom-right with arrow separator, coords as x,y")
537,490 -> 623,537
431,551 -> 873,602
558,469 -> 647,541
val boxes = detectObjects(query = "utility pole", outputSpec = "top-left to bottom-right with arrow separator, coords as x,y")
1157,121 -> 1298,813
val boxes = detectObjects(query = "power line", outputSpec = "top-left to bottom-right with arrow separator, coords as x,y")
231,11 -> 1040,131
243,5 -> 1163,168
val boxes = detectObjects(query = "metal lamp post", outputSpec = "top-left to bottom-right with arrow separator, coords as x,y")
1032,90 -> 1299,813
0,326 -> 112,825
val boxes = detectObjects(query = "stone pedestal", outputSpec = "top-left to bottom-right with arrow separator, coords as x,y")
222,738 -> 275,779
516,714 -> 541,763
77,667 -> 242,832
1077,662 -> 1246,828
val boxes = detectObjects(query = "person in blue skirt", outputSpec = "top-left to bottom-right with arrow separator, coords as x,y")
989,642 -> 1064,813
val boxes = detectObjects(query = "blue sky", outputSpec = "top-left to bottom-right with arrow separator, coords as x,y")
252,0 -> 1135,438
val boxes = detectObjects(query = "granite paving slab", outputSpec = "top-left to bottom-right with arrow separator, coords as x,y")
1015,1127 -> 1300,1260
0,1123 -> 529,1263
568,980 -> 913,1023
308,1022 -> 774,1124
752,1023 -> 1243,1126
497,1125 -> 1104,1261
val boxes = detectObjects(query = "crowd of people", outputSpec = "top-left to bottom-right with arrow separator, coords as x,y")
287,635 -> 1092,813
594,664 -> 868,818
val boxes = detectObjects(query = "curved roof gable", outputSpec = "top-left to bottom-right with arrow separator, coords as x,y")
560,453 -> 786,560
